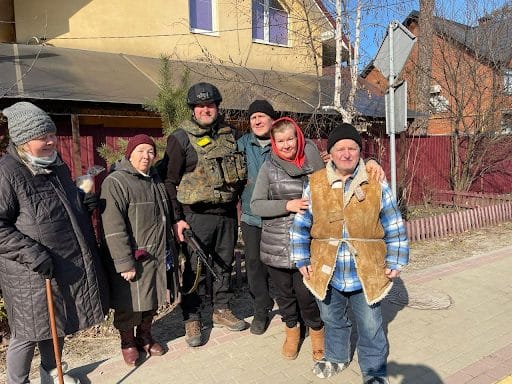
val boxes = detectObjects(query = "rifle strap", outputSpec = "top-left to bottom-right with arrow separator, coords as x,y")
182,260 -> 202,295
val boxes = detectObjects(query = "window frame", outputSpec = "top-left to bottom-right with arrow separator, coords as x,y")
252,0 -> 289,47
189,0 -> 218,36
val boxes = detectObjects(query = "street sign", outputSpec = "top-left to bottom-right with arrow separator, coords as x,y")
373,21 -> 416,197
374,21 -> 417,80
385,81 -> 407,134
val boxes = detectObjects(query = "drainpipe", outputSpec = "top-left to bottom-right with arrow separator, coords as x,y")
0,0 -> 16,43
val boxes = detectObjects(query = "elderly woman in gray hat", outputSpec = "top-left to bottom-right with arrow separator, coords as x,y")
0,102 -> 108,384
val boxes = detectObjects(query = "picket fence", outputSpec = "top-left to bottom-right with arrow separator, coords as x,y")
406,201 -> 512,242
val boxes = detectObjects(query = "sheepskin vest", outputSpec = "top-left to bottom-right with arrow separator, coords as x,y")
304,167 -> 392,305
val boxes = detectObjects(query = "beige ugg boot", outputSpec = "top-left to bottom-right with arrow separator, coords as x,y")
310,327 -> 325,361
282,325 -> 300,360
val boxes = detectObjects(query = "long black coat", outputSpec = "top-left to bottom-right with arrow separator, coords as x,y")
0,145 -> 108,341
100,159 -> 173,312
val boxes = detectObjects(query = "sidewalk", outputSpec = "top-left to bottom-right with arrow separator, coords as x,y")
68,245 -> 512,384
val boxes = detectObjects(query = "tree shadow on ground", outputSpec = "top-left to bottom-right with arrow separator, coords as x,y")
383,278 -> 443,383
346,278 -> 408,362
348,277 -> 441,382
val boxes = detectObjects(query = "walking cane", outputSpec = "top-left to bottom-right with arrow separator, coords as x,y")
45,279 -> 64,384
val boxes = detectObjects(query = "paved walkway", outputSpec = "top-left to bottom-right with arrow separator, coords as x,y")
64,245 -> 512,384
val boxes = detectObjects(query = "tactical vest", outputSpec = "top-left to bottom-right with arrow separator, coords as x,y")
304,166 -> 392,305
177,120 -> 246,205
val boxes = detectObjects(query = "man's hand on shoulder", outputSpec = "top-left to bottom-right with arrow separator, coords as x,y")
365,159 -> 386,182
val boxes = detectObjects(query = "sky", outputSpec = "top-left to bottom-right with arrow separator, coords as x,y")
321,0 -> 511,70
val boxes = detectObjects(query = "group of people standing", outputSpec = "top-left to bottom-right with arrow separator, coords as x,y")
0,81 -> 408,384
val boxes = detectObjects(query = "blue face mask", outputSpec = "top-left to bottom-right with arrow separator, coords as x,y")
24,150 -> 58,168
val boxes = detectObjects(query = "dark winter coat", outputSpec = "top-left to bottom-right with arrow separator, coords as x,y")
250,140 -> 324,268
0,145 -> 108,341
237,132 -> 272,227
100,158 -> 173,312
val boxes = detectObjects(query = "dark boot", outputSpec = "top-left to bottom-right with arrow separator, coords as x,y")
136,318 -> 164,356
119,329 -> 140,366
250,313 -> 269,335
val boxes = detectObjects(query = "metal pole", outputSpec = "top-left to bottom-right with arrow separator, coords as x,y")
388,22 -> 397,197
45,279 -> 64,384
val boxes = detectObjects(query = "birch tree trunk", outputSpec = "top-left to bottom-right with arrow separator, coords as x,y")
331,0 -> 361,123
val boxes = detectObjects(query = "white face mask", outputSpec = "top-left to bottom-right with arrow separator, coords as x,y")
24,150 -> 58,168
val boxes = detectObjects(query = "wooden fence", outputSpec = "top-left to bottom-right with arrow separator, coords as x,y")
406,201 -> 512,241
432,190 -> 512,208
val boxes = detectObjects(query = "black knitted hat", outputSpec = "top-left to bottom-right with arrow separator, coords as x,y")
248,99 -> 278,119
327,123 -> 362,152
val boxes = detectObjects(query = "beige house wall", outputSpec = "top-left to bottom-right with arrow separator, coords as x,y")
13,0 -> 331,74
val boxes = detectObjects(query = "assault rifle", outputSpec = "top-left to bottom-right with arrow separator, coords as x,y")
183,229 -> 220,281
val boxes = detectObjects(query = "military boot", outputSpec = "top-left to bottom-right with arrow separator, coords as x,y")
212,309 -> 245,331
185,320 -> 202,347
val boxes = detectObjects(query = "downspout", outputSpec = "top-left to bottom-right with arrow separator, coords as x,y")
0,0 -> 16,43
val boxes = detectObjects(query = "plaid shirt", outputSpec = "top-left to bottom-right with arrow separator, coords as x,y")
290,169 -> 409,293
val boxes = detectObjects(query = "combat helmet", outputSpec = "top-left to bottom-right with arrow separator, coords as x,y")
187,82 -> 222,107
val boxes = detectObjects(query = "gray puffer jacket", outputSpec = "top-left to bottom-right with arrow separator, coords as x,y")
250,140 -> 324,268
0,145 -> 108,341
100,158 -> 173,312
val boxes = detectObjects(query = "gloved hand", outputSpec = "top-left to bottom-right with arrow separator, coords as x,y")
82,192 -> 99,212
33,258 -> 54,279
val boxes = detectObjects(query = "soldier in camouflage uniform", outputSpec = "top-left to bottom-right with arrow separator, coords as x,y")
162,83 -> 246,347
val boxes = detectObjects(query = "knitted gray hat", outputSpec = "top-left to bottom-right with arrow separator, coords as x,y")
2,102 -> 57,146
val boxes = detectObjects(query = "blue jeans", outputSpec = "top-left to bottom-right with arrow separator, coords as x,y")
317,287 -> 388,379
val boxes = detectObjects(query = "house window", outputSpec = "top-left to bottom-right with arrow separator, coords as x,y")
252,0 -> 288,46
504,70 -> 512,95
429,84 -> 449,113
189,0 -> 215,33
